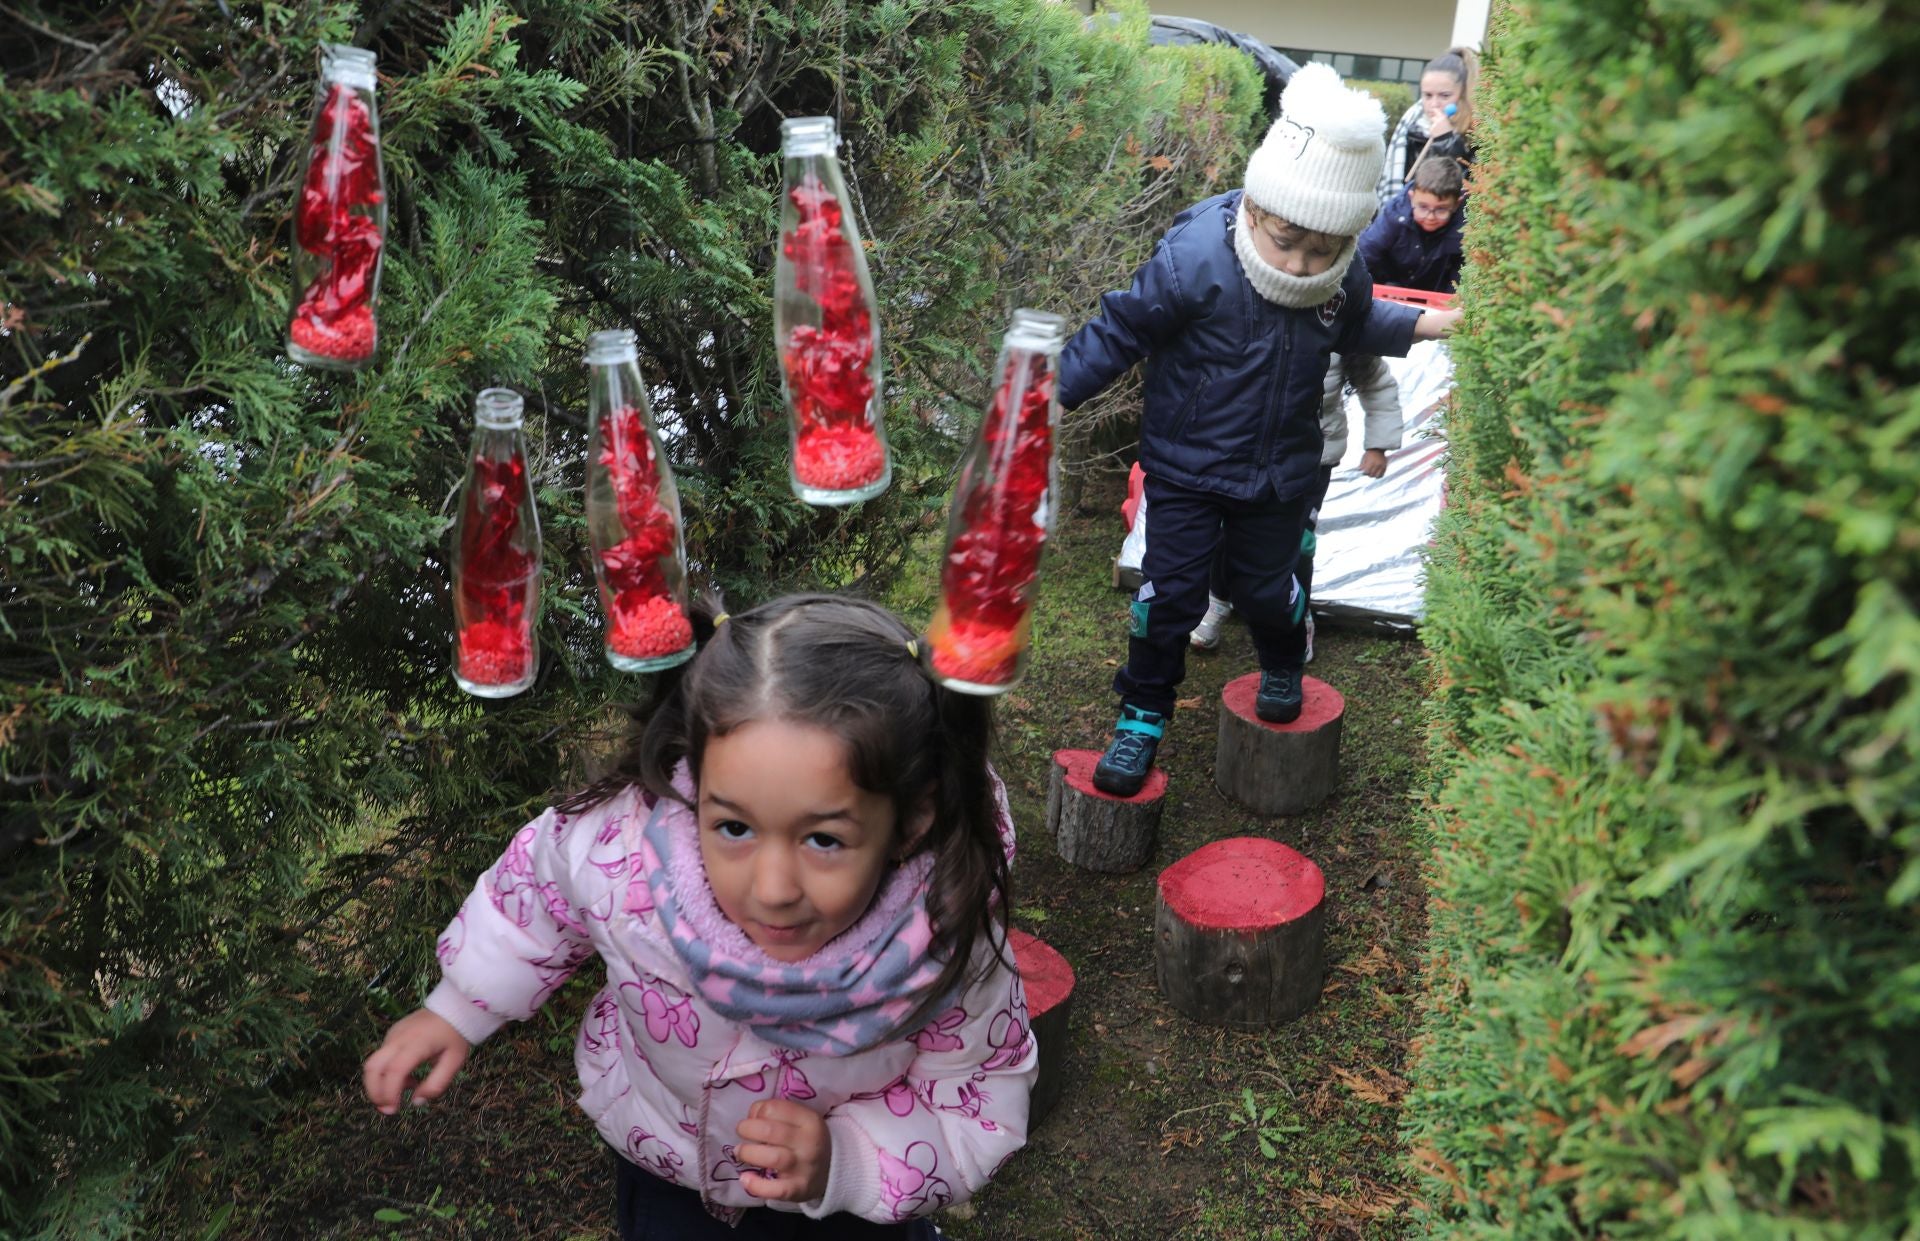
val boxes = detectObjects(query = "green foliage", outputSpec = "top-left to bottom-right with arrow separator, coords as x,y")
1406,0 -> 1920,1235
1351,78 -> 1415,128
0,1 -> 1258,1233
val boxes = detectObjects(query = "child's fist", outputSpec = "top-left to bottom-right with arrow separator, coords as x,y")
363,1008 -> 470,1115
1360,449 -> 1389,478
735,1098 -> 832,1203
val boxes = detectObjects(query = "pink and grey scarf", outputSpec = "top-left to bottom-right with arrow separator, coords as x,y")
630,765 -> 951,1056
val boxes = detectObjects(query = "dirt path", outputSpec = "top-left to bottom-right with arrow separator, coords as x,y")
168,472 -> 1431,1241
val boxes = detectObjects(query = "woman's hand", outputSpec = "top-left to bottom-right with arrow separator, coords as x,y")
736,1098 -> 832,1203
363,1008 -> 470,1114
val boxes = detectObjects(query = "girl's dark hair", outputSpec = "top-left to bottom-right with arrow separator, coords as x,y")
1424,46 -> 1479,134
563,593 -> 1009,1032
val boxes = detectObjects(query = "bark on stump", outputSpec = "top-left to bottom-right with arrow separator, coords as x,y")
1214,673 -> 1345,816
1048,748 -> 1166,873
1154,837 -> 1327,1028
1008,928 -> 1075,1127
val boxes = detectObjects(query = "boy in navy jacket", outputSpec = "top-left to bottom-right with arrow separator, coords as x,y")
1058,65 -> 1460,796
1360,156 -> 1467,293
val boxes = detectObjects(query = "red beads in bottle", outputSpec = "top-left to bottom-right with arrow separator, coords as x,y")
925,310 -> 1069,694
775,117 -> 890,505
287,45 -> 385,370
451,389 -> 542,697
584,330 -> 695,672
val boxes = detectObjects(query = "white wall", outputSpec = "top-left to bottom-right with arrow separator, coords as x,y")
1158,0 -> 1466,61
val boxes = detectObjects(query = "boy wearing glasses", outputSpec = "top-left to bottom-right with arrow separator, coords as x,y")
1057,65 -> 1460,797
1360,157 -> 1468,294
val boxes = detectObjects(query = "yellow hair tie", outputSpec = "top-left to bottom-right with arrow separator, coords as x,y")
905,639 -> 920,659
713,612 -> 730,626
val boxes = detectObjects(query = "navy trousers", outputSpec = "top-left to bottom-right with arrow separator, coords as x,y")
614,1155 -> 940,1240
1209,463 -> 1334,667
1115,475 -> 1308,717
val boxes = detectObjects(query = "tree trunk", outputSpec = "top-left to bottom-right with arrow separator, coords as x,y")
1214,673 -> 1344,816
1154,837 -> 1327,1028
1049,749 -> 1164,873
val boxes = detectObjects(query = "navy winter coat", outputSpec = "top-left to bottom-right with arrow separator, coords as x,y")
1358,188 -> 1465,294
1058,191 -> 1419,503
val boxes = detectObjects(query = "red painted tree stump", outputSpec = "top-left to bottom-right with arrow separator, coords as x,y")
1154,837 -> 1327,1028
1008,928 -> 1075,1126
1048,749 -> 1166,873
1215,673 -> 1344,816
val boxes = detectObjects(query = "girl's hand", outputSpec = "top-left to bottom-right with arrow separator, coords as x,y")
363,1008 -> 470,1115
1413,308 -> 1463,341
1360,449 -> 1389,478
736,1098 -> 832,1203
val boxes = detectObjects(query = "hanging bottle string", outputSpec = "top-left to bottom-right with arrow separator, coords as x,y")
775,116 -> 891,505
925,309 -> 1069,694
287,44 -> 385,370
585,330 -> 695,671
451,389 -> 541,697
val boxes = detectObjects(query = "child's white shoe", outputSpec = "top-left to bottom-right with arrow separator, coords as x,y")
1189,594 -> 1233,650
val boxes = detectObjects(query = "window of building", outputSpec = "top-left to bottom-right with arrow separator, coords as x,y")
1281,48 -> 1424,84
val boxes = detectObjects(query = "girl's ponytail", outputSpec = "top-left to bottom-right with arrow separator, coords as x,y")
554,591 -> 727,816
903,680 -> 1011,1034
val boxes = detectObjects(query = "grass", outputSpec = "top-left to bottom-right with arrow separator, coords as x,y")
155,469 -> 1433,1240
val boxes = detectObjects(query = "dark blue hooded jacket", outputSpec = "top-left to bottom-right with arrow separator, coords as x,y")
1358,187 -> 1465,294
1058,190 -> 1419,503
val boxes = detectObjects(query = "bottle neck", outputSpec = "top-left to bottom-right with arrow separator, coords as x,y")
321,46 -> 377,92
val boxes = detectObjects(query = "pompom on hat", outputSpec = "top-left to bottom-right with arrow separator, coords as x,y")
1243,63 -> 1386,238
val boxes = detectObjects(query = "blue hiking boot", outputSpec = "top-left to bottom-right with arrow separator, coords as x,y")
1256,666 -> 1304,724
1092,705 -> 1167,797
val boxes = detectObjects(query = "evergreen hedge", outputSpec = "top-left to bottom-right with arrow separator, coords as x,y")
0,2 -> 1258,1231
1408,0 -> 1920,1235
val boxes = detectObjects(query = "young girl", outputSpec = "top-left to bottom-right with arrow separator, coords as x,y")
362,595 -> 1033,1238
1375,46 -> 1480,210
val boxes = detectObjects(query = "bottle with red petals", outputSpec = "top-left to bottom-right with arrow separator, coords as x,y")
925,309 -> 1069,695
451,389 -> 542,698
774,116 -> 891,506
286,44 -> 386,370
584,329 -> 695,673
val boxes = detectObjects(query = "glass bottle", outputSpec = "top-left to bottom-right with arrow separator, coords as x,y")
451,389 -> 541,698
287,44 -> 386,370
774,116 -> 891,505
584,330 -> 695,672
925,309 -> 1069,695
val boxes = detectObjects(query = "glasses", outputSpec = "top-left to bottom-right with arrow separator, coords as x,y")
1410,203 -> 1455,219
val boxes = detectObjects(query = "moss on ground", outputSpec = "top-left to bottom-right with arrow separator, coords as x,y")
159,471 -> 1431,1241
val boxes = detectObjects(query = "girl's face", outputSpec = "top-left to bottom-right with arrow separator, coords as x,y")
1420,71 -> 1463,123
1244,203 -> 1346,277
698,718 -> 922,962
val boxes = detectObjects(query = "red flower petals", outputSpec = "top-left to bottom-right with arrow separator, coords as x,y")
594,404 -> 692,663
928,356 -> 1057,687
291,83 -> 383,363
608,592 -> 694,659
455,448 -> 538,688
781,174 -> 884,493
457,619 -> 532,687
794,425 -> 889,490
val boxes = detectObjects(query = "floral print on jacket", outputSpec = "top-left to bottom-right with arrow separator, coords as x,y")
424,781 -> 1035,1224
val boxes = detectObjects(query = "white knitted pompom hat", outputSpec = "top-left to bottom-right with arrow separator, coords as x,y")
1243,63 -> 1386,237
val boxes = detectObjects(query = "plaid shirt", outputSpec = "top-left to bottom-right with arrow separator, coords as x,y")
1376,103 -> 1425,209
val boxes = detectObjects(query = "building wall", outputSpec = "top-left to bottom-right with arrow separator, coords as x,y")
1159,0 -> 1460,66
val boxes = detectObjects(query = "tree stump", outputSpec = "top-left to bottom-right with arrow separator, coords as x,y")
1154,837 -> 1327,1028
1007,928 -> 1075,1127
1048,749 -> 1166,873
1214,673 -> 1344,816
